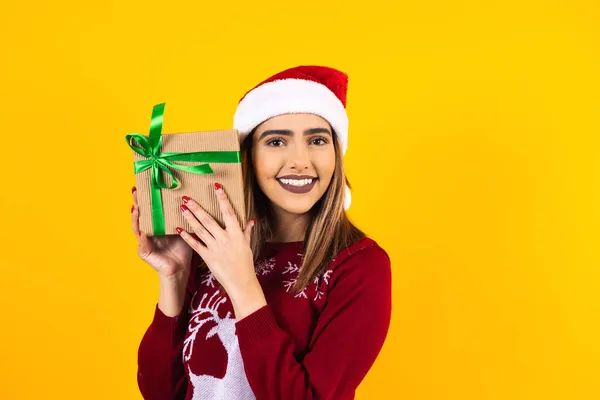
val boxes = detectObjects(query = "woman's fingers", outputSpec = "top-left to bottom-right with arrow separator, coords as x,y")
176,227 -> 209,261
132,186 -> 153,255
132,209 -> 140,237
133,186 -> 139,207
182,198 -> 222,245
132,187 -> 141,237
243,219 -> 255,244
215,184 -> 241,233
137,231 -> 154,260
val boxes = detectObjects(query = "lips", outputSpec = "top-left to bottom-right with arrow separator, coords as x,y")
277,178 -> 318,194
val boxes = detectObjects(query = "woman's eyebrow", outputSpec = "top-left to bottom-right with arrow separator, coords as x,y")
258,128 -> 331,141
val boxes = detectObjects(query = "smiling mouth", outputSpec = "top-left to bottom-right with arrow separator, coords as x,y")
276,178 -> 318,194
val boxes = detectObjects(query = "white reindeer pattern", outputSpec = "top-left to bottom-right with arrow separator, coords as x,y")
180,253 -> 334,399
183,290 -> 255,400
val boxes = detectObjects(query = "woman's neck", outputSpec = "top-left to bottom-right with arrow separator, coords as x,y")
269,209 -> 309,243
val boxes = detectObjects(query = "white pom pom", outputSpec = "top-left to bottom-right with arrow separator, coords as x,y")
344,184 -> 352,211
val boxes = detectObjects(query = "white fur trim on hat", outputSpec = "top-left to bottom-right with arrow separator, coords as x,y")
233,78 -> 348,156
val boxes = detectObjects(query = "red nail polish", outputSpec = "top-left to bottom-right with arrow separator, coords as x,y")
252,218 -> 257,224
214,182 -> 221,191
138,229 -> 142,235
176,227 -> 183,234
182,195 -> 190,203
180,204 -> 189,212
131,205 -> 135,213
132,186 -> 136,193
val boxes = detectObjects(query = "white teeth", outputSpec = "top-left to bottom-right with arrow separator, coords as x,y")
279,178 -> 313,186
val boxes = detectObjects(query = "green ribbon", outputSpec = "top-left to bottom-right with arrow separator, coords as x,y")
125,103 -> 240,235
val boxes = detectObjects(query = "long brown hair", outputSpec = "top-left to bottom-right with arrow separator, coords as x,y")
241,124 -> 366,294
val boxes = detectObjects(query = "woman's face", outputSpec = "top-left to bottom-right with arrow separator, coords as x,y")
251,113 -> 336,215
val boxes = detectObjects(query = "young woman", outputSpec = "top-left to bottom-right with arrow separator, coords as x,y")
132,65 -> 392,400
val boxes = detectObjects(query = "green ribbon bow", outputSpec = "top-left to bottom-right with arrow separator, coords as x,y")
125,103 -> 240,235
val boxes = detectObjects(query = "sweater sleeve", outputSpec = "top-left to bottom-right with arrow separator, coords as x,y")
235,246 -> 392,400
137,257 -> 199,400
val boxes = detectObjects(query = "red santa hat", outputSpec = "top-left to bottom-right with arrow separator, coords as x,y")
233,65 -> 352,210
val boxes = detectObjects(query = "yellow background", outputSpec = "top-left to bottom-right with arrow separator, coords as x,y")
1,1 -> 599,399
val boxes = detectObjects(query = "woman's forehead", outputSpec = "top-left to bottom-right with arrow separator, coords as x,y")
256,113 -> 331,131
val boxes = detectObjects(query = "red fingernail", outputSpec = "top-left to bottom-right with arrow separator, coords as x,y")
138,229 -> 142,235
176,227 -> 183,234
182,195 -> 190,204
252,218 -> 257,224
180,204 -> 189,212
214,182 -> 221,191
132,186 -> 136,193
131,205 -> 135,213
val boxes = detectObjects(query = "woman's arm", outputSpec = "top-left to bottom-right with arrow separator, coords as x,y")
235,246 -> 392,399
137,258 -> 199,400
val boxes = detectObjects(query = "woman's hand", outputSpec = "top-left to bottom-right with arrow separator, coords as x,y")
176,183 -> 266,320
131,187 -> 194,280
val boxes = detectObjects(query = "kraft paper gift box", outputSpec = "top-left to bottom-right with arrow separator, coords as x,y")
125,103 -> 246,236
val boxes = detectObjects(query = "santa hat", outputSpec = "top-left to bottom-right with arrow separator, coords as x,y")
233,65 -> 352,210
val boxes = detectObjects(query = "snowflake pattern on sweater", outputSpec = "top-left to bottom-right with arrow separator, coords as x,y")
137,237 -> 391,400
199,251 -> 334,301
255,257 -> 276,276
281,257 -> 334,300
182,244 -> 333,399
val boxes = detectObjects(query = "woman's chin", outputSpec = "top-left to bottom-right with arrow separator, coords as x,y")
275,197 -> 317,215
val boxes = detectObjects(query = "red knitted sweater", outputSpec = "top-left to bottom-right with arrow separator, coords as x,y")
137,236 -> 392,399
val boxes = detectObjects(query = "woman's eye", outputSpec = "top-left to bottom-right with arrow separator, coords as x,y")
311,137 -> 328,145
266,136 -> 328,146
266,138 -> 284,146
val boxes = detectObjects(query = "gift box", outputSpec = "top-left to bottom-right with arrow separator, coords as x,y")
126,103 -> 246,236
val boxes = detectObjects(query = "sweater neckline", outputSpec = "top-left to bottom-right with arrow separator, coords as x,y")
265,240 -> 304,249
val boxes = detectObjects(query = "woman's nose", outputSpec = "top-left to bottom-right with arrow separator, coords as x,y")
290,144 -> 310,168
